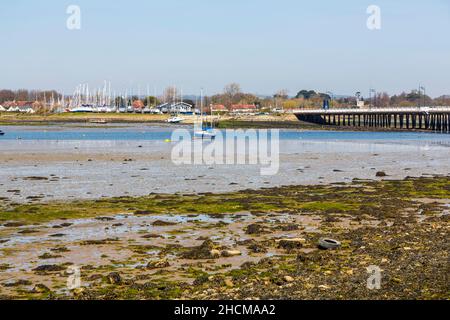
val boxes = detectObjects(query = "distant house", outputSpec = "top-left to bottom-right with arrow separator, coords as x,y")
210,104 -> 228,112
132,100 -> 145,111
356,99 -> 365,108
4,101 -> 36,113
0,105 -> 5,112
230,104 -> 257,113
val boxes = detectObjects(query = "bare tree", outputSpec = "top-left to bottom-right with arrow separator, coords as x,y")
274,89 -> 289,99
163,86 -> 179,103
223,83 -> 241,106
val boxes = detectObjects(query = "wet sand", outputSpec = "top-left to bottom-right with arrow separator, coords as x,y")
1,136 -> 449,203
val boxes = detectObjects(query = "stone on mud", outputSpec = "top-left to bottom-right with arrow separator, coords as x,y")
107,272 -> 122,285
147,259 -> 170,269
180,240 -> 219,260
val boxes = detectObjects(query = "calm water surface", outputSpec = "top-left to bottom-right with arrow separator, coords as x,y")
1,125 -> 449,143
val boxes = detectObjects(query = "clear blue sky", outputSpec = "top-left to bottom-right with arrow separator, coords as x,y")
0,0 -> 449,97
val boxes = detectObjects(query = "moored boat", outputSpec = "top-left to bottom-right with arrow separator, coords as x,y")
194,89 -> 217,139
167,116 -> 184,123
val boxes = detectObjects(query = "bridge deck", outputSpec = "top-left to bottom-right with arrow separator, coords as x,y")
293,107 -> 450,132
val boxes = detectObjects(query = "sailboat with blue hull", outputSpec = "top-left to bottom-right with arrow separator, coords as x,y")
194,89 -> 217,139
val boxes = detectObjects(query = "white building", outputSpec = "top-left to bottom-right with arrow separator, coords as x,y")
156,102 -> 194,114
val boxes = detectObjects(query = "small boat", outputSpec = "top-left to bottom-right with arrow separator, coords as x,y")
167,116 -> 184,124
194,128 -> 217,139
69,105 -> 95,113
0,130 -> 5,136
194,89 -> 216,139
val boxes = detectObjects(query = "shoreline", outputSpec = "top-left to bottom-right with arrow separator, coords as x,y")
1,112 -> 444,132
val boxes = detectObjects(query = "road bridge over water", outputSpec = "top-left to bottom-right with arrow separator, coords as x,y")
293,107 -> 450,133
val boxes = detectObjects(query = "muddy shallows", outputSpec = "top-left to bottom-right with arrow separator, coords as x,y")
0,176 -> 448,300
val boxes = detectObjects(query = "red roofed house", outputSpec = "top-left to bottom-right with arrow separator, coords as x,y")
230,104 -> 257,113
4,101 -> 36,113
132,100 -> 145,112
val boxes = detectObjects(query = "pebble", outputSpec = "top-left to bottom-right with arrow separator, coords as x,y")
221,250 -> 242,257
224,279 -> 234,288
284,276 -> 295,282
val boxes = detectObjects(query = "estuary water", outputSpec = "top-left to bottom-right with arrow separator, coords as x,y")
0,124 -> 449,202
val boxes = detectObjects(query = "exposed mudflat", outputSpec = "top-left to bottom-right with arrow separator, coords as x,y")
0,177 -> 448,300
1,125 -> 449,203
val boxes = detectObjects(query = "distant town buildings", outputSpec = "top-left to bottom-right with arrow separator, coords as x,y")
229,104 -> 258,113
156,102 -> 195,114
1,101 -> 36,113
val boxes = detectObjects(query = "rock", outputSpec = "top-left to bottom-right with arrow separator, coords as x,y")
245,224 -> 266,235
318,285 -> 331,290
107,272 -> 122,285
49,233 -> 65,238
224,279 -> 234,288
181,240 -> 219,260
277,238 -> 305,250
141,233 -> 163,239
152,220 -> 177,226
210,249 -> 221,258
95,217 -> 115,221
38,253 -> 62,259
134,210 -> 152,215
248,243 -> 268,254
147,259 -> 170,269
50,247 -> 70,253
72,287 -> 86,296
32,284 -> 50,293
284,276 -> 295,283
296,254 -> 309,262
87,274 -> 103,281
33,265 -> 65,273
60,223 -> 73,227
376,171 -> 387,177
3,279 -> 32,287
221,250 -> 242,257
3,222 -> 25,227
280,224 -> 299,231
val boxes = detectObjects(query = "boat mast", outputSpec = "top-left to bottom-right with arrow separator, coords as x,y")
200,88 -> 204,130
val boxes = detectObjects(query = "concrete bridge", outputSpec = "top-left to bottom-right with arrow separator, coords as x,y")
293,107 -> 450,133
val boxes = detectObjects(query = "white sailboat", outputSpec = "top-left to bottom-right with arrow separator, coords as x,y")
167,86 -> 185,123
194,89 -> 217,139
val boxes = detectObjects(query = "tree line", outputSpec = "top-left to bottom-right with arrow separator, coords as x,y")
1,86 -> 449,110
